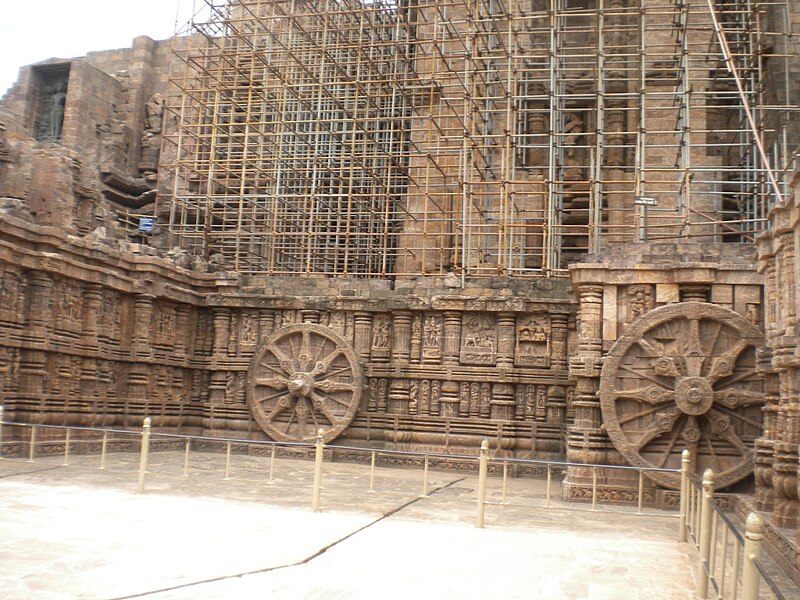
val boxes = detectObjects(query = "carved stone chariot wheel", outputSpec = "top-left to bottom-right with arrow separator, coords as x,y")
247,324 -> 363,443
599,302 -> 764,490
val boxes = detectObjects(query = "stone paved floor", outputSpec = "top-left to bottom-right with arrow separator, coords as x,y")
0,448 -> 699,599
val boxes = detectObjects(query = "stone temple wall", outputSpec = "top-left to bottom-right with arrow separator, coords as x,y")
0,208 -> 577,460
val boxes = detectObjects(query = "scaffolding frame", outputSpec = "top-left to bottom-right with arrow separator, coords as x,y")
158,0 -> 800,278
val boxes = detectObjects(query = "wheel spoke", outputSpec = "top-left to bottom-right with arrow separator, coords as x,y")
683,318 -> 705,377
635,408 -> 680,450
259,359 -> 290,377
619,363 -> 672,388
254,376 -> 288,389
713,388 -> 763,409
313,389 -> 352,408
707,340 -> 749,383
315,380 -> 355,394
257,389 -> 291,405
310,349 -> 346,377
618,401 -> 674,425
270,345 -> 298,373
311,393 -> 341,424
714,368 -> 759,390
707,409 -> 751,454
266,396 -> 292,421
635,337 -> 665,358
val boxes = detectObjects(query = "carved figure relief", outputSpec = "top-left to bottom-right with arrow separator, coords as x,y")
599,302 -> 764,489
240,313 -> 258,347
55,280 -> 83,331
37,79 -> 68,143
422,314 -> 442,361
247,324 -> 363,443
155,305 -> 177,340
372,315 -> 391,349
460,314 -> 497,365
0,270 -> 24,316
626,284 -> 654,323
516,315 -> 550,367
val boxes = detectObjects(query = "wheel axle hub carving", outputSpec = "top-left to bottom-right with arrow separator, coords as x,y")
599,302 -> 764,490
247,324 -> 364,443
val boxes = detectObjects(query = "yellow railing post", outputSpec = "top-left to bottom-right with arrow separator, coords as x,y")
183,439 -> 190,477
476,439 -> 489,529
224,441 -> 232,480
63,429 -> 71,466
591,466 -> 598,511
267,444 -> 276,484
99,431 -> 108,469
679,449 -> 689,542
29,426 -> 37,462
421,455 -> 430,498
311,429 -> 324,512
546,464 -> 552,508
697,469 -> 715,598
136,417 -> 151,494
637,469 -> 644,514
368,450 -> 376,493
0,405 -> 4,458
501,461 -> 508,504
741,512 -> 765,600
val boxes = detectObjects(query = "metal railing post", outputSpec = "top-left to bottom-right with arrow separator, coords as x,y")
546,464 -> 552,508
224,441 -> 232,480
742,512 -> 765,600
679,449 -> 689,542
29,426 -> 37,462
501,461 -> 508,504
591,467 -> 598,511
136,417 -> 151,494
476,439 -> 489,529
99,431 -> 108,469
311,429 -> 324,512
267,444 -> 276,484
63,429 -> 71,466
697,469 -> 715,597
421,455 -> 430,498
183,439 -> 190,477
0,405 -> 4,458
368,450 -> 376,493
637,469 -> 644,514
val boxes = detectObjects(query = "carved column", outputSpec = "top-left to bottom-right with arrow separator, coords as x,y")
439,380 -> 460,417
132,294 -> 155,357
80,284 -> 102,349
18,271 -> 52,404
442,311 -> 461,366
391,311 -> 412,364
258,310 -> 276,343
212,308 -> 231,358
353,312 -> 372,363
174,305 -> 190,358
496,313 -> 515,369
550,313 -> 569,370
491,383 -> 515,420
410,315 -> 422,364
300,309 -> 321,324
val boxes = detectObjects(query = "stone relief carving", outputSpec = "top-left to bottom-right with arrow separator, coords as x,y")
460,314 -> 497,365
516,315 -> 550,367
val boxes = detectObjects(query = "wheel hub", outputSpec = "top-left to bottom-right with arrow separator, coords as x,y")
675,377 -> 713,416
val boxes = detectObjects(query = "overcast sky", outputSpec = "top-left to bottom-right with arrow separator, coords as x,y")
0,1 -> 206,95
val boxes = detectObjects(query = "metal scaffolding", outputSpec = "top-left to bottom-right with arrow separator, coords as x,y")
159,0 -> 800,277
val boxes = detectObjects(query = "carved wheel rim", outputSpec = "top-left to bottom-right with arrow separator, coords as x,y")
247,324 -> 363,443
599,303 -> 764,490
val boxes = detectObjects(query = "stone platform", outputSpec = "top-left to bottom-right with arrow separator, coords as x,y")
0,450 -> 698,599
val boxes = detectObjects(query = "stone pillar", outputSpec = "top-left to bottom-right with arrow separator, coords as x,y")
132,294 -> 155,357
490,383 -> 515,420
496,313 -> 515,369
258,310 -> 276,343
391,311 -> 412,364
212,308 -> 231,358
80,284 -> 102,349
353,312 -> 372,363
439,380 -> 460,417
550,313 -> 569,370
442,311 -> 461,366
410,315 -> 422,365
174,305 -> 190,358
300,309 -> 321,324
18,271 -> 52,405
